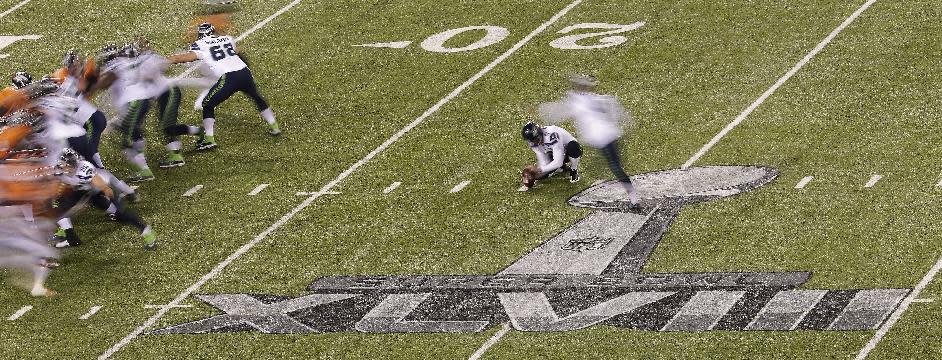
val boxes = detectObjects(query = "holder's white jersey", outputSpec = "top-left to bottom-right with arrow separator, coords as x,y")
189,35 -> 247,77
539,91 -> 625,148
528,125 -> 576,174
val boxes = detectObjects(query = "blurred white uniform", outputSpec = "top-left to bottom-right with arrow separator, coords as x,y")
539,91 -> 626,148
34,95 -> 85,164
103,57 -> 151,112
58,76 -> 98,123
529,125 -> 577,174
135,52 -> 173,98
0,206 -> 57,296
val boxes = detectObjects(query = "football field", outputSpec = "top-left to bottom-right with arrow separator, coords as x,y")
2,0 -> 942,359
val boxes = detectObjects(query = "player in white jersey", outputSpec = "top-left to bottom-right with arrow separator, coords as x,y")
57,50 -> 108,169
519,122 -> 582,191
539,74 -> 638,203
168,23 -> 280,150
126,40 -> 202,168
93,44 -> 157,182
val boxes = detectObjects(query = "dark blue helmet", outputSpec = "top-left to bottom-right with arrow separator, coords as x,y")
521,121 -> 543,143
197,23 -> 216,39
11,71 -> 32,89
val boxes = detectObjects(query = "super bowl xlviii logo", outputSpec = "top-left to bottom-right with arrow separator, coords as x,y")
155,166 -> 908,335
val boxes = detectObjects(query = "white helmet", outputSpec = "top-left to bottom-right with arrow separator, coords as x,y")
75,161 -> 96,185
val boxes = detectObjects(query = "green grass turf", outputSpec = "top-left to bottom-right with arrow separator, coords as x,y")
1,0 -> 940,359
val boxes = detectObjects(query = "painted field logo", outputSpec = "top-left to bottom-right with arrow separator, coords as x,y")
561,237 -> 612,252
155,166 -> 909,335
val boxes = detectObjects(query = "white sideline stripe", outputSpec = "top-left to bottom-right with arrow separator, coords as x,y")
100,0 -> 579,357
864,174 -> 882,188
80,306 -> 102,320
468,322 -> 511,360
912,298 -> 934,303
176,0 -> 303,79
7,305 -> 32,321
0,0 -> 31,18
248,183 -> 270,196
450,180 -> 471,193
795,176 -> 813,189
383,181 -> 402,194
856,256 -> 942,359
182,185 -> 204,197
681,0 -> 878,170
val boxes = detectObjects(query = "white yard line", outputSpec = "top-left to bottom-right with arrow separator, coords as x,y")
100,0 -> 580,357
682,0 -> 879,169
856,256 -> 942,359
295,191 -> 340,196
912,298 -> 934,303
450,180 -> 471,193
864,174 -> 882,188
143,304 -> 193,309
7,305 -> 32,321
0,0 -> 32,18
935,178 -> 942,188
468,322 -> 511,360
80,306 -> 103,320
182,185 -> 204,197
248,183 -> 270,196
383,181 -> 402,194
795,176 -> 813,189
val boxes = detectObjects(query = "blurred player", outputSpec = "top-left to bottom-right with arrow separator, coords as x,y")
54,50 -> 108,169
129,40 -> 202,168
519,121 -> 582,191
0,153 -> 61,297
539,74 -> 638,204
51,153 -> 157,250
93,44 -> 156,182
169,22 -> 281,151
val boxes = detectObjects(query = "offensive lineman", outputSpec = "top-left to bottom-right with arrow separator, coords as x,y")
168,22 -> 281,151
520,121 -> 582,191
92,44 -> 157,182
538,74 -> 638,204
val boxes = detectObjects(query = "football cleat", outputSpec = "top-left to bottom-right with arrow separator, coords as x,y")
127,170 -> 155,183
195,135 -> 218,151
570,169 -> 581,183
268,123 -> 282,136
30,287 -> 57,297
55,239 -> 79,248
108,212 -> 118,222
143,232 -> 158,250
159,153 -> 186,168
